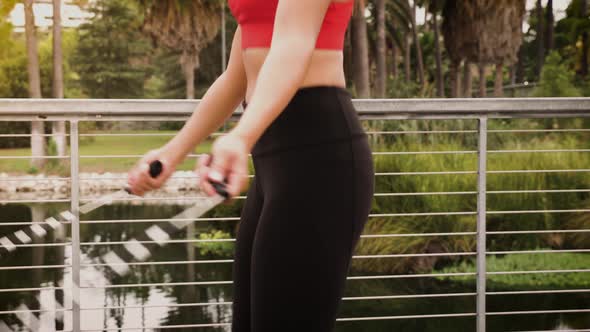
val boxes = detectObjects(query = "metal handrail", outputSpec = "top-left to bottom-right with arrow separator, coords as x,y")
1,98 -> 589,332
2,97 -> 590,117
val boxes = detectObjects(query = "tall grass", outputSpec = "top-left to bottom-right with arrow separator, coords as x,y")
436,252 -> 590,289
353,118 -> 590,275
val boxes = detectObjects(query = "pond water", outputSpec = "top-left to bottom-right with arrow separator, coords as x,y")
0,203 -> 589,331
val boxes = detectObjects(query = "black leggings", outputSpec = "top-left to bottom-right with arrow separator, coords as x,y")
232,86 -> 374,331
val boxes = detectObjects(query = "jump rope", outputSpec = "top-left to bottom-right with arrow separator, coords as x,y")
0,160 -> 229,331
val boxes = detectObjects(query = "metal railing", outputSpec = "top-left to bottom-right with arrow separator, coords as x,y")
0,97 -> 589,332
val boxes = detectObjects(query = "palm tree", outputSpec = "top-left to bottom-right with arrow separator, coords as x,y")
443,0 -> 525,98
392,0 -> 425,89
428,1 -> 445,97
478,62 -> 486,97
581,0 -> 588,78
24,0 -> 46,168
404,34 -> 412,81
536,0 -> 545,77
390,33 -> 399,79
52,0 -> 67,157
385,0 -> 415,85
138,0 -> 222,99
442,1 -> 478,97
463,61 -> 473,97
409,0 -> 425,89
351,0 -> 371,97
375,0 -> 387,98
546,0 -> 555,52
477,0 -> 526,97
384,2 -> 411,83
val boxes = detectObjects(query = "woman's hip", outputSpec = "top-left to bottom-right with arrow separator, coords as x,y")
250,86 -> 368,158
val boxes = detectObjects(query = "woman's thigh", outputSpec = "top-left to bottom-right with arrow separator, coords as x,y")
232,178 -> 264,332
249,138 -> 374,331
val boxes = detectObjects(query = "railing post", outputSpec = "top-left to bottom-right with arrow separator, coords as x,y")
70,120 -> 81,332
476,116 -> 488,332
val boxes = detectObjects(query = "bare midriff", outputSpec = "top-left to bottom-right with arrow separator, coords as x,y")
242,48 -> 346,104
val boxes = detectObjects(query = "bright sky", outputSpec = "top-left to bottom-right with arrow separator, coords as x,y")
8,2 -> 92,31
527,0 -> 570,17
525,0 -> 571,29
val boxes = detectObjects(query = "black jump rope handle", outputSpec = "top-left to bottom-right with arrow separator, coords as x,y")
147,159 -> 230,199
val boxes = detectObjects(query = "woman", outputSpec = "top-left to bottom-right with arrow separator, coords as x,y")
127,0 -> 374,330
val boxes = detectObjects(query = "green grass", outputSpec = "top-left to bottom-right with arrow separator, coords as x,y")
352,122 -> 590,275
0,131 -> 213,174
0,148 -> 30,173
435,252 -> 590,289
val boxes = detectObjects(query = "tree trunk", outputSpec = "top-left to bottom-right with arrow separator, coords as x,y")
391,35 -> 398,79
344,26 -> 353,86
449,60 -> 460,98
457,62 -> 462,97
516,43 -> 525,83
375,0 -> 386,98
185,64 -> 195,99
181,51 -> 197,99
509,65 -> 516,85
25,0 -> 46,169
52,0 -> 67,157
369,42 -> 376,90
463,61 -> 472,98
432,9 -> 444,97
25,1 -> 41,99
404,34 -> 411,82
52,0 -> 63,99
494,62 -> 504,97
410,1 -> 425,88
479,62 -> 487,98
351,1 -> 370,98
545,0 -> 554,53
51,122 -> 66,156
581,0 -> 588,78
536,0 -> 545,77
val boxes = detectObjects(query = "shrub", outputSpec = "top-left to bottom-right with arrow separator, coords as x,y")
532,51 -> 582,97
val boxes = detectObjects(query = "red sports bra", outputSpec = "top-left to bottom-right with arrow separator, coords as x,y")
228,0 -> 353,50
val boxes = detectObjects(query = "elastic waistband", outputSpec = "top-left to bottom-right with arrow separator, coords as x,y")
249,86 -> 366,157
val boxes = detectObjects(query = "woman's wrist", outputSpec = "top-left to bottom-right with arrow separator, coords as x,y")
160,139 -> 189,167
230,126 -> 259,152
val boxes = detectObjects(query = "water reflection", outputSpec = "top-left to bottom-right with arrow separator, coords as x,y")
0,203 -> 589,331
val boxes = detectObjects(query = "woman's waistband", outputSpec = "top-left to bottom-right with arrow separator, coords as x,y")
247,86 -> 366,157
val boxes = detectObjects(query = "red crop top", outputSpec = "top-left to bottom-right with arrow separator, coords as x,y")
228,0 -> 353,50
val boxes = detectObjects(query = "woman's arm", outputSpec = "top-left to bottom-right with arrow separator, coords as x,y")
127,28 -> 247,196
161,27 -> 247,165
203,0 -> 335,197
230,0 -> 333,150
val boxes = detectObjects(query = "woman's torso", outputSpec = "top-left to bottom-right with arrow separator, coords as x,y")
242,50 -> 345,102
230,0 -> 353,103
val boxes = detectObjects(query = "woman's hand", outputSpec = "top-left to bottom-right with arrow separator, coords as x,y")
197,132 -> 249,198
127,148 -> 176,196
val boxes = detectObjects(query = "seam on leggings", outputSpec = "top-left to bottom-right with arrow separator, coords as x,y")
255,174 -> 263,202
336,90 -> 355,138
252,133 -> 367,158
252,159 -> 264,203
348,142 -> 357,262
